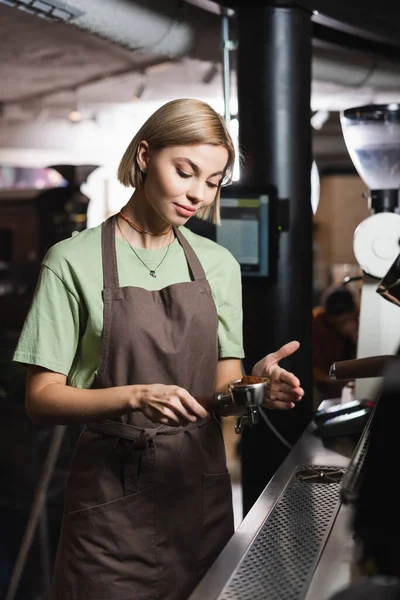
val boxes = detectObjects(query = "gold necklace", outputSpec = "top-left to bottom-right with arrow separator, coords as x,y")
119,210 -> 172,236
117,219 -> 172,278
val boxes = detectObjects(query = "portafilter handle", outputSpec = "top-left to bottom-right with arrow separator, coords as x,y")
329,355 -> 394,380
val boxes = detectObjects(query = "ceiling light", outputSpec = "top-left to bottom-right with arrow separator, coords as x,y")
145,61 -> 175,75
69,109 -> 82,123
311,161 -> 320,214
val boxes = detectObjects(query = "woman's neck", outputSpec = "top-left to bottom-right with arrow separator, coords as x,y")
116,191 -> 172,250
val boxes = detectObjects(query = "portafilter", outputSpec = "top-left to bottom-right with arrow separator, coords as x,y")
215,376 -> 270,434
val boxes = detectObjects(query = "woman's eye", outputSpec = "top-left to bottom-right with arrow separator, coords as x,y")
207,182 -> 219,189
176,168 -> 191,179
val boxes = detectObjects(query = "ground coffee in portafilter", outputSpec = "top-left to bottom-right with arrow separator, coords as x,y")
240,375 -> 269,385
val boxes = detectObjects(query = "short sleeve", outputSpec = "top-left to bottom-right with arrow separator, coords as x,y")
217,259 -> 244,359
12,265 -> 82,375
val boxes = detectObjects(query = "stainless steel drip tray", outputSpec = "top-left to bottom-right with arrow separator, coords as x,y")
218,465 -> 345,600
189,407 -> 352,600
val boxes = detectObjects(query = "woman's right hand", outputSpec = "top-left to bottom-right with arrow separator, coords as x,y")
25,367 -> 209,426
132,384 -> 209,427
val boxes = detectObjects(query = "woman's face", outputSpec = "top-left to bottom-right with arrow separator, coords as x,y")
137,143 -> 229,225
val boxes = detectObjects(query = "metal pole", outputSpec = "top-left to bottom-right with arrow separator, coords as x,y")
236,2 -> 313,515
31,427 -> 53,598
221,9 -> 231,124
38,508 -> 52,598
5,425 -> 66,600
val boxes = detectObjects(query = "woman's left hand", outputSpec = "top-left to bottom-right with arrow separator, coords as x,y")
252,341 -> 304,410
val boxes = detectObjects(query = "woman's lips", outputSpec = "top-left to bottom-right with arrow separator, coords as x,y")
173,203 -> 196,218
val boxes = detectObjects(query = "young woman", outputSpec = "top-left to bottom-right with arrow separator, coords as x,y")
13,98 -> 304,600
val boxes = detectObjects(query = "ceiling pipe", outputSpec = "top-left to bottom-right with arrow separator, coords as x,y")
47,0 -> 224,62
9,0 -> 400,91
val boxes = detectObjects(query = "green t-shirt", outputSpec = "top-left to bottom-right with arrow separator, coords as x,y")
13,221 -> 244,389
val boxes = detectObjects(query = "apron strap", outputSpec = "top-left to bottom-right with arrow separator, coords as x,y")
101,216 -> 120,289
88,416 -> 210,441
101,217 -> 207,288
173,226 -> 207,281
88,421 -> 157,492
88,417 -> 210,493
88,419 -> 158,447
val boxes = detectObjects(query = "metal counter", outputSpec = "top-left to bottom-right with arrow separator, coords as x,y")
189,405 -> 356,600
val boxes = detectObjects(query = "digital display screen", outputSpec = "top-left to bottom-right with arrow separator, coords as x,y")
217,195 -> 269,276
217,218 -> 258,264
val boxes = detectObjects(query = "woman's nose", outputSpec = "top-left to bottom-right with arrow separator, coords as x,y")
187,182 -> 205,204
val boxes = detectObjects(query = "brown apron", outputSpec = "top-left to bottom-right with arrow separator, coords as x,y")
51,215 -> 234,600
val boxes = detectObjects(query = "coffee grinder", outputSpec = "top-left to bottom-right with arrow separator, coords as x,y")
340,104 -> 400,400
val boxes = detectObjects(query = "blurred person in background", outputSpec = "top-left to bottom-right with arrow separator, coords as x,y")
313,285 -> 359,402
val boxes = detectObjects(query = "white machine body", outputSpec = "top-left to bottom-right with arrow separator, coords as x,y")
353,211 -> 400,399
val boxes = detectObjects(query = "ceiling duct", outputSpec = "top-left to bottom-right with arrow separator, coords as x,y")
312,47 -> 400,90
0,0 -> 83,22
2,0 -> 400,94
0,0 -> 224,62
65,0 -> 400,93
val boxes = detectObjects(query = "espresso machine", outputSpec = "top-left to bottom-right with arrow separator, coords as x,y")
340,104 -> 400,400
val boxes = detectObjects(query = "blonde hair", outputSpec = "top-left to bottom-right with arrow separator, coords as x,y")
117,98 -> 236,223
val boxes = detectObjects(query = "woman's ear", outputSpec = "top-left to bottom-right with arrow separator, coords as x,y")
136,140 -> 150,174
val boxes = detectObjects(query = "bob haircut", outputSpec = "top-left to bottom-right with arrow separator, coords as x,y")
117,98 -> 236,224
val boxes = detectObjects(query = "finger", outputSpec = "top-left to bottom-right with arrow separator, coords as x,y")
160,406 -> 184,426
267,392 -> 303,404
159,416 -> 181,426
268,385 -> 303,405
270,381 -> 303,399
272,367 -> 301,389
264,399 -> 295,410
272,380 -> 304,396
267,341 -> 300,364
276,390 -> 303,403
178,389 -> 209,419
268,390 -> 300,404
168,397 -> 198,423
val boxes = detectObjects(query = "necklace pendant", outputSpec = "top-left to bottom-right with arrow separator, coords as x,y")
149,270 -> 157,278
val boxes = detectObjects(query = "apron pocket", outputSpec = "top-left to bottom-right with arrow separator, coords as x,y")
198,472 -> 234,575
59,484 -> 158,600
